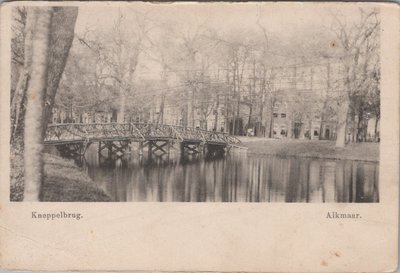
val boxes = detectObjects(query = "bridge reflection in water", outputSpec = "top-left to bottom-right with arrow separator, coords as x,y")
82,146 -> 379,203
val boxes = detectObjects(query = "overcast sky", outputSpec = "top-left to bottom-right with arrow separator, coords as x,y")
75,2 -> 373,37
71,2 -> 378,82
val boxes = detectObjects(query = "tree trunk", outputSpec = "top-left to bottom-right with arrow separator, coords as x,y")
351,113 -> 356,142
362,119 -> 368,142
11,10 -> 36,144
319,62 -> 330,140
156,93 -> 165,126
248,61 -> 256,133
299,119 -> 305,139
117,29 -> 125,123
224,71 -> 230,133
356,108 -> 364,142
248,105 -> 253,132
235,91 -> 240,135
319,101 -> 327,140
232,63 -> 237,135
118,88 -> 125,123
258,80 -> 266,137
23,8 -> 53,201
268,104 -> 274,138
287,116 -> 293,138
374,117 -> 379,141
11,72 -> 29,143
335,101 -> 349,148
214,93 -> 219,131
43,7 -> 79,132
191,88 -> 195,127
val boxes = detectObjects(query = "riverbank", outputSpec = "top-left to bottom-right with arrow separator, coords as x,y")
10,149 -> 111,202
238,137 -> 379,162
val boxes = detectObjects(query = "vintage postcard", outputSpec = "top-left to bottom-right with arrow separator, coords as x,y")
0,1 -> 398,272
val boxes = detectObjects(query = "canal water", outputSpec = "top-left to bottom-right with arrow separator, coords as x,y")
82,146 -> 379,203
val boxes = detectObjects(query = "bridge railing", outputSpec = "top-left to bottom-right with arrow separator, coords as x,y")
45,123 -> 90,143
45,123 -> 241,145
196,128 -> 228,144
168,125 -> 205,142
84,123 -> 131,139
224,134 -> 242,145
146,123 -> 176,139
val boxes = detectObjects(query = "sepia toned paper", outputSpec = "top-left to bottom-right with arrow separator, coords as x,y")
0,1 -> 398,272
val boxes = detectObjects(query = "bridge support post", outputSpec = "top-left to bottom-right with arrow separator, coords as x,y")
180,142 -> 184,156
103,141 -> 113,156
201,143 -> 206,154
225,145 -> 232,154
138,141 -> 144,156
148,141 -> 153,158
99,140 -> 130,158
113,140 -> 130,158
148,139 -> 170,156
165,141 -> 170,158
205,143 -> 226,157
181,141 -> 202,155
98,141 -> 110,156
56,142 -> 88,158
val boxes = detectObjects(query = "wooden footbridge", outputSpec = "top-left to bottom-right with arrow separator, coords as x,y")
44,123 -> 242,158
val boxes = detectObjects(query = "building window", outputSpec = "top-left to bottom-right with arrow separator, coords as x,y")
281,113 -> 286,118
314,130 -> 319,136
273,113 -> 278,118
273,102 -> 280,112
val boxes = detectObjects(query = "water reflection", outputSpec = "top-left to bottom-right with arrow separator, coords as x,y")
83,147 -> 379,203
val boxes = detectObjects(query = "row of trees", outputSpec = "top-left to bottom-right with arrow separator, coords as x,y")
49,7 -> 379,146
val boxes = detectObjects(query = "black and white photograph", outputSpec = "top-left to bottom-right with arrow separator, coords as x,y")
10,3 -> 380,202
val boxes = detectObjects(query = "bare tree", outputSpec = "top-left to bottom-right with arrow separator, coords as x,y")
95,9 -> 151,122
330,8 -> 380,147
43,7 -> 79,130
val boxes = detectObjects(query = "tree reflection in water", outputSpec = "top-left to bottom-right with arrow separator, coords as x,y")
84,147 -> 379,203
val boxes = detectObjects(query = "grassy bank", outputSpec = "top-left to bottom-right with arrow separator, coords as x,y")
11,150 -> 111,202
238,137 -> 379,162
